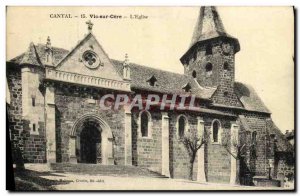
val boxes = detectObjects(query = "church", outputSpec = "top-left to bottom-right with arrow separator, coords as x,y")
7,6 -> 293,185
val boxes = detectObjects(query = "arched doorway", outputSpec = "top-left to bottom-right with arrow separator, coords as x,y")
79,121 -> 101,164
70,114 -> 114,165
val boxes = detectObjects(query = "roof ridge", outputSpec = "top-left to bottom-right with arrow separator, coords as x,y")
111,59 -> 189,77
36,43 -> 69,52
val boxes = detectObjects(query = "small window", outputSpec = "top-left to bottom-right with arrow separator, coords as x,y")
206,44 -> 212,55
205,63 -> 213,72
224,91 -> 229,97
141,112 -> 149,137
178,116 -> 186,138
147,75 -> 157,87
212,121 -> 220,143
33,123 -> 36,132
224,62 -> 229,71
192,70 -> 197,78
182,83 -> 192,92
252,131 -> 257,145
32,97 -> 35,107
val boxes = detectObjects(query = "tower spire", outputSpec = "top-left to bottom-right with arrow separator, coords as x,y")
190,6 -> 227,47
181,6 -> 240,65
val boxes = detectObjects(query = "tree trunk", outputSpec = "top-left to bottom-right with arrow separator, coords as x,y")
188,156 -> 195,181
236,159 -> 240,185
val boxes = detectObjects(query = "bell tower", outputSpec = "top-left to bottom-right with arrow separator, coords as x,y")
180,6 -> 241,106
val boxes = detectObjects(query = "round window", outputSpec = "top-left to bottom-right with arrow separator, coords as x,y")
82,51 -> 101,69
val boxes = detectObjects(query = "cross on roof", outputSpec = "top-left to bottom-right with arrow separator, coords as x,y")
86,20 -> 94,32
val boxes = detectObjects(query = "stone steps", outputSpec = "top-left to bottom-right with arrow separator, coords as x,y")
50,163 -> 167,178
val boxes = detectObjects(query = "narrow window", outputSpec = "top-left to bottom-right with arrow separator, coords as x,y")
252,131 -> 257,145
224,91 -> 229,97
205,63 -> 213,72
213,121 -> 219,142
192,70 -> 197,78
178,116 -> 186,138
141,112 -> 149,137
224,62 -> 229,71
33,123 -> 36,132
206,44 -> 212,55
32,97 -> 35,107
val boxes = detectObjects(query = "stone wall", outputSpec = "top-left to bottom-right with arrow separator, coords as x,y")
132,110 -> 162,173
183,39 -> 242,107
204,117 -> 231,183
54,85 -> 126,164
7,65 -> 47,163
242,113 -> 268,176
7,66 -> 24,163
169,111 -> 199,180
22,120 -> 46,163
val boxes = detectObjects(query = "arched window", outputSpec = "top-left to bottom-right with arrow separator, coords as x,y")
141,112 -> 149,137
205,63 -> 213,73
224,62 -> 229,71
211,120 -> 222,143
178,116 -> 186,138
192,70 -> 197,78
252,131 -> 257,145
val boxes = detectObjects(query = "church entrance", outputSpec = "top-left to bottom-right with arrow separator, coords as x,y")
79,122 -> 101,164
70,114 -> 114,165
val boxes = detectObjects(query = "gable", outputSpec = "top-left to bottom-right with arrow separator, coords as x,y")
56,33 -> 123,82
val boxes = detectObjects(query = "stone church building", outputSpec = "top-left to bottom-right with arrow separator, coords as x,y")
7,7 -> 293,185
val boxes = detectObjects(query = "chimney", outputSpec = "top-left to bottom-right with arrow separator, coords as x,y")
45,36 -> 53,66
123,53 -> 131,80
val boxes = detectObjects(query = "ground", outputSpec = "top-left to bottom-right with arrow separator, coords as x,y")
11,164 -> 291,191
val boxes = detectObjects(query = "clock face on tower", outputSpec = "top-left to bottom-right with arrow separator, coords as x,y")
221,42 -> 231,55
82,50 -> 101,69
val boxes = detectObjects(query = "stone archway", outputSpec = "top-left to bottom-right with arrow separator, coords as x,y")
79,121 -> 101,164
69,114 -> 114,165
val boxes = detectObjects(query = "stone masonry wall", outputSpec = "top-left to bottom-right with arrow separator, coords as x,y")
132,110 -> 162,173
7,66 -> 47,163
22,120 -> 46,163
242,113 -> 268,176
55,85 -> 126,164
169,111 -> 199,180
204,117 -> 231,183
183,40 -> 242,107
7,67 -> 24,163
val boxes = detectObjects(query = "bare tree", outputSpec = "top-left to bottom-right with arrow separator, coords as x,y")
181,128 -> 208,181
221,130 -> 247,184
221,131 -> 246,159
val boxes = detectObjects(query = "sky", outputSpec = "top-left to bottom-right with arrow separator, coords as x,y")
6,6 -> 294,132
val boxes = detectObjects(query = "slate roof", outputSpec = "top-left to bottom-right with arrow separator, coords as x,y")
181,7 -> 240,63
111,59 -> 216,100
191,6 -> 226,46
234,82 -> 270,113
8,43 -> 269,112
189,6 -> 240,50
9,43 -> 69,66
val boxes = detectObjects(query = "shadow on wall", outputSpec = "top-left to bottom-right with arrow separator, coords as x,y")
239,157 -> 255,186
55,106 -> 62,163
